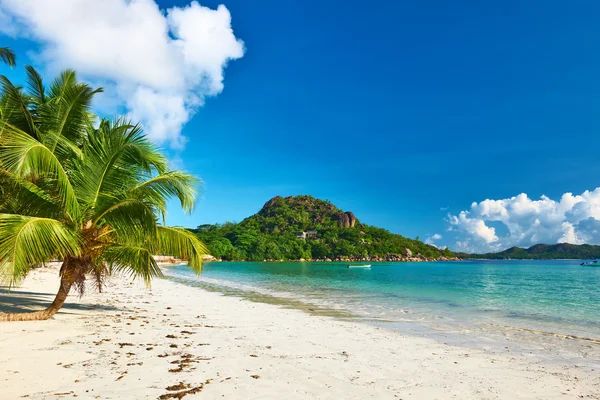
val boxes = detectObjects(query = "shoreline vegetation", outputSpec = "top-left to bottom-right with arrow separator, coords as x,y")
458,243 -> 600,260
1,265 -> 598,399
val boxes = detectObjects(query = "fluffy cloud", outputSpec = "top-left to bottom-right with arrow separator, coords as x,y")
448,189 -> 600,253
425,233 -> 442,246
425,233 -> 446,249
0,0 -> 244,148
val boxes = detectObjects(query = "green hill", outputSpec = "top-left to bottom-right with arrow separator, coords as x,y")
192,195 -> 454,262
457,243 -> 600,260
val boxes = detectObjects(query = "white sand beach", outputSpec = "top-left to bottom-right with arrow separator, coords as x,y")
1,265 -> 598,400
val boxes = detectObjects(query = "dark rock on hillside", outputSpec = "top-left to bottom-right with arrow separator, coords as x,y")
337,211 -> 357,228
346,211 -> 356,227
263,196 -> 282,210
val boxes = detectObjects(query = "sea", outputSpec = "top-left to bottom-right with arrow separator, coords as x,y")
166,260 -> 600,367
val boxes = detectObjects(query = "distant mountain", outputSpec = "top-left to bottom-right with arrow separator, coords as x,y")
192,195 -> 455,262
458,243 -> 600,260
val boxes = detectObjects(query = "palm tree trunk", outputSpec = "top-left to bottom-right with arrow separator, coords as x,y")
0,266 -> 73,322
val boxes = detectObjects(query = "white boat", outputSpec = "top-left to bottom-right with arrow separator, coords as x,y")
347,264 -> 371,268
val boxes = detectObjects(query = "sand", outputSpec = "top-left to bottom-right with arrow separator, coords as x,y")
1,264 -> 598,400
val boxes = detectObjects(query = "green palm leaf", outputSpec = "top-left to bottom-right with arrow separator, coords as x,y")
0,127 -> 80,219
94,198 -> 159,244
0,169 -> 61,217
102,245 -> 163,285
156,226 -> 208,273
24,65 -> 45,105
0,214 -> 80,286
0,76 -> 37,138
131,171 -> 200,218
0,47 -> 16,67
73,120 -> 167,210
36,70 -> 102,151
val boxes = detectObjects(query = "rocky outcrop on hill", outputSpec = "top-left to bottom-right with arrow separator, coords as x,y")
337,211 -> 357,228
262,196 -> 282,210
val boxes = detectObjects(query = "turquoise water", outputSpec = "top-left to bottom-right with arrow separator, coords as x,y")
167,260 -> 600,360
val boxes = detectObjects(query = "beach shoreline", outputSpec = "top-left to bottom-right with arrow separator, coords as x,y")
171,267 -> 600,372
1,265 -> 598,399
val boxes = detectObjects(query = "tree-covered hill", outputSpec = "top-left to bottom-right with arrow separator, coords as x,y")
192,195 -> 454,261
457,243 -> 600,260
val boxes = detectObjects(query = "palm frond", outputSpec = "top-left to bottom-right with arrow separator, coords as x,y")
0,169 -> 62,217
47,70 -> 77,99
109,120 -> 168,173
44,131 -> 84,160
93,198 -> 158,244
0,126 -> 80,218
0,75 -> 37,138
102,244 -> 163,285
0,214 -> 80,286
24,65 -> 45,105
131,171 -> 200,218
43,84 -> 102,151
0,47 -> 16,67
74,120 -> 168,210
155,226 -> 208,273
34,70 -> 102,151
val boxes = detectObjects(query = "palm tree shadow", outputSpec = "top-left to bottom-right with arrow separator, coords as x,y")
0,288 -> 121,315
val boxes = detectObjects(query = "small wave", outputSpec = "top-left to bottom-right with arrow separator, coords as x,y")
478,323 -> 600,345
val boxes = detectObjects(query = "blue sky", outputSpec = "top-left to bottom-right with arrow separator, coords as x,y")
2,1 -> 600,252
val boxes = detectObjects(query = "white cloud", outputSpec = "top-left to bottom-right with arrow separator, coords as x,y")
0,0 -> 244,149
448,189 -> 600,253
0,8 -> 19,37
425,233 -> 442,246
448,211 -> 499,246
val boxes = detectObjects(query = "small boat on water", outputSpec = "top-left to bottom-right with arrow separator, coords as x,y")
580,260 -> 599,266
347,264 -> 371,268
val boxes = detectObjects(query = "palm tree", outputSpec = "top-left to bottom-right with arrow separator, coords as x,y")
0,47 -> 16,67
0,67 -> 208,321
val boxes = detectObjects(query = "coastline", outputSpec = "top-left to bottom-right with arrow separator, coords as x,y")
202,257 -> 462,263
201,258 -> 589,262
1,265 -> 599,399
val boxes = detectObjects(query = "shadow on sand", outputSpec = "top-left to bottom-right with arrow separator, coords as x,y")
0,288 -> 121,315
